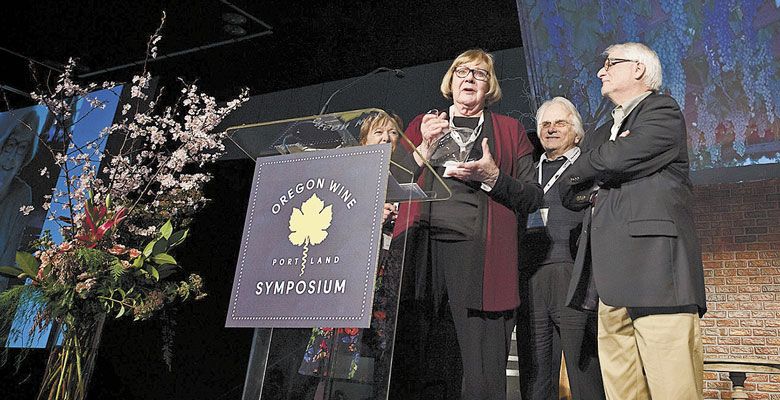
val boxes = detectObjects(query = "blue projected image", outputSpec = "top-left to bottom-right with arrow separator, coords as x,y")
2,86 -> 123,349
0,107 -> 48,289
516,0 -> 780,177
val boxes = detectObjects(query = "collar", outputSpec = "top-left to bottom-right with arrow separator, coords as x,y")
611,91 -> 652,121
540,146 -> 580,163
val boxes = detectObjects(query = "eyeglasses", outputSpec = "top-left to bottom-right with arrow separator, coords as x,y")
1,137 -> 30,157
454,66 -> 490,81
540,120 -> 572,130
603,58 -> 639,71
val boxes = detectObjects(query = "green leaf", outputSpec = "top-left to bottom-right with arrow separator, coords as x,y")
168,229 -> 188,248
132,256 -> 145,268
0,266 -> 23,278
105,194 -> 112,209
116,305 -> 126,319
15,252 -> 39,278
149,266 -> 160,281
143,240 -> 157,257
152,238 -> 168,256
160,220 -> 173,240
152,253 -> 176,266
110,259 -> 125,280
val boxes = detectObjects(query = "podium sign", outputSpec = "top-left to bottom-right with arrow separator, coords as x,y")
226,145 -> 390,328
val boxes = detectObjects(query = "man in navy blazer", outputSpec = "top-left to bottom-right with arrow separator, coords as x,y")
561,42 -> 706,399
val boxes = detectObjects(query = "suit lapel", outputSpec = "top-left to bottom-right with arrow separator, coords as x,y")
614,93 -> 657,138
587,123 -> 612,150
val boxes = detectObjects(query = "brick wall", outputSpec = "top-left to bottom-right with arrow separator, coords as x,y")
694,178 -> 780,399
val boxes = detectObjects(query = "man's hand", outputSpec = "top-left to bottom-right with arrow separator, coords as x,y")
445,138 -> 500,186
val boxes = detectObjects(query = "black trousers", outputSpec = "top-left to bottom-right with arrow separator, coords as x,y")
390,238 -> 515,400
518,262 -> 605,400
436,239 -> 516,400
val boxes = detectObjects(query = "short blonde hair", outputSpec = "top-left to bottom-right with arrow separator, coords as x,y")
440,49 -> 502,106
359,110 -> 403,150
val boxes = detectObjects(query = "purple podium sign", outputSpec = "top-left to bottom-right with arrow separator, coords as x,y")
225,145 -> 390,328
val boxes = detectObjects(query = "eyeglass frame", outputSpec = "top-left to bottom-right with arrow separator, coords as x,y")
602,57 -> 639,71
1,137 -> 31,157
453,66 -> 490,82
540,120 -> 573,130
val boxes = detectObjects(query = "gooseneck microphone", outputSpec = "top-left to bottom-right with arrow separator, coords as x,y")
318,67 -> 405,115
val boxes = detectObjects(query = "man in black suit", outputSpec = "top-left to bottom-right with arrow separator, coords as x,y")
561,42 -> 706,399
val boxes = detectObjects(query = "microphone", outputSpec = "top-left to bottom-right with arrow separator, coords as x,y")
318,67 -> 405,115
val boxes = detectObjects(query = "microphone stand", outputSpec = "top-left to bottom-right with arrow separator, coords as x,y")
318,67 -> 403,115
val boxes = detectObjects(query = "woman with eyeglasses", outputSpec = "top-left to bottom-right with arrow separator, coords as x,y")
298,110 -> 404,399
0,109 -> 42,291
391,49 -> 542,400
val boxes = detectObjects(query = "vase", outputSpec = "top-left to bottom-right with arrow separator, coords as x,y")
36,313 -> 106,400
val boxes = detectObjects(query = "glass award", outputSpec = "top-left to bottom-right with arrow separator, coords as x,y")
428,126 -> 480,166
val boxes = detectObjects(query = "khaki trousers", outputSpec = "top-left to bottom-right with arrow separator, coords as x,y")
597,301 -> 703,400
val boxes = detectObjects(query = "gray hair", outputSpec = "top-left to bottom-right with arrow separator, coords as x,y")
603,42 -> 663,91
535,96 -> 585,140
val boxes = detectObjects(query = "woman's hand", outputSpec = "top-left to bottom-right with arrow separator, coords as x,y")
381,203 -> 398,225
446,138 -> 499,187
414,111 -> 449,165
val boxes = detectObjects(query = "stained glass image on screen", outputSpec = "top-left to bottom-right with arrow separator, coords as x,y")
516,0 -> 780,181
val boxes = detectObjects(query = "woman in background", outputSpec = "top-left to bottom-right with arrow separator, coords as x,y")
0,109 -> 42,291
299,110 -> 403,398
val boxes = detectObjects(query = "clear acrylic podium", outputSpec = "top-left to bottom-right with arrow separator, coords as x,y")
223,109 -> 450,400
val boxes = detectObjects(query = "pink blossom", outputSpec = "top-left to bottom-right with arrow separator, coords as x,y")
108,244 -> 128,255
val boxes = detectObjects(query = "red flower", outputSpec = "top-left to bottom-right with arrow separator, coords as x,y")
343,327 -> 359,336
76,204 -> 127,247
373,310 -> 386,321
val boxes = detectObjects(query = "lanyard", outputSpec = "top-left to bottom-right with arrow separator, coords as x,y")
538,147 -> 581,194
448,104 -> 484,148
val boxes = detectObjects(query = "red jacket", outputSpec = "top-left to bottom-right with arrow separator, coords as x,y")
394,111 -> 540,311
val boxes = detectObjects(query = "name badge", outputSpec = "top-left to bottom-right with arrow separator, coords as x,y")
526,208 -> 549,229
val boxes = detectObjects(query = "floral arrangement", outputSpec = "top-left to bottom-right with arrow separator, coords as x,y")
0,13 -> 248,399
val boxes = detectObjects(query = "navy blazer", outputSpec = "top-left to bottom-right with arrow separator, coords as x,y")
561,93 -> 706,316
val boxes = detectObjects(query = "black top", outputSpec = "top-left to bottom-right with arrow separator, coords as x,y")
520,157 -> 585,267
429,116 -> 484,240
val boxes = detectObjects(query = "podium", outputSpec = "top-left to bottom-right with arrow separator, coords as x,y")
222,109 -> 450,400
